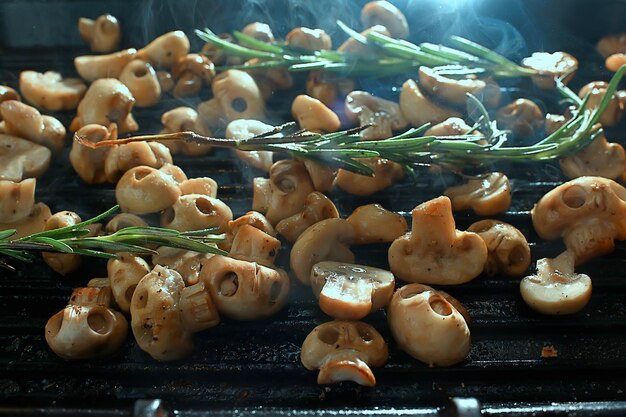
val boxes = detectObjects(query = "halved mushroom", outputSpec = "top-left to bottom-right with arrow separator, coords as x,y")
115,165 -> 181,214
306,71 -> 355,108
70,78 -> 138,134
275,192 -> 339,243
544,113 -> 568,135
200,33 -> 242,66
200,255 -> 290,320
156,70 -> 174,92
418,67 -> 500,108
158,163 -> 187,183
310,262 -> 395,320
0,100 -> 66,153
345,91 -> 407,140
160,194 -> 232,232
41,211 -> 83,275
444,172 -> 512,216
105,213 -> 148,233
334,157 -> 404,196
606,53 -> 626,72
160,106 -> 212,156
70,124 -> 116,184
560,131 -> 626,180
119,60 -> 161,107
221,211 -> 275,252
0,178 -> 35,223
172,54 -> 215,98
245,58 -> 293,100
361,1 -> 409,39
290,218 -> 355,285
107,253 -> 151,313
346,204 -> 408,244
286,27 -> 332,51
179,177 -> 218,198
225,119 -> 275,172
78,14 -> 121,53
19,71 -> 87,111
0,85 -> 20,109
388,196 -> 487,285
387,284 -> 470,366
104,141 -> 172,183
424,117 -> 475,136
522,52 -> 578,90
597,33 -> 626,58
136,31 -> 190,69
338,25 -> 389,55
4,202 -> 51,239
496,98 -> 544,138
399,79 -> 461,127
531,176 -> 626,264
520,250 -> 592,315
301,320 -> 388,386
578,81 -> 623,127
0,134 -> 51,182
152,246 -> 215,286
229,224 -> 280,267
46,286 -> 128,360
291,94 -> 341,133
74,48 -> 138,82
467,220 -> 531,277
242,22 -> 275,43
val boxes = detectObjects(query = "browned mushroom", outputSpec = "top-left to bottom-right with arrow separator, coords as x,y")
361,1 -> 409,39
345,91 -> 407,140
115,166 -> 181,214
291,94 -> 341,133
0,100 -> 66,153
286,27 -> 332,51
306,71 -> 355,108
444,172 -> 512,216
136,31 -> 190,69
242,22 -> 275,43
160,106 -> 212,156
346,204 -> 408,244
104,140 -> 172,183
0,134 -> 51,182
74,48 -> 137,82
399,79 -> 461,127
119,60 -> 161,107
78,14 -> 121,53
560,131 -> 626,180
578,81 -> 623,127
418,66 -> 500,108
160,194 -> 232,232
522,52 -> 578,90
19,71 -> 86,111
338,25 -> 389,55
496,98 -> 544,137
172,54 -> 215,98
70,124 -> 116,184
275,192 -> 339,243
334,157 -> 404,196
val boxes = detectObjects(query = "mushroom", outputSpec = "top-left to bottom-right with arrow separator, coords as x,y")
0,178 -> 35,223
559,131 -> 626,180
521,51 -> 578,90
467,220 -> 531,277
179,177 -> 218,198
229,224 -> 281,267
104,140 -> 173,183
424,117 -> 475,136
310,261 -> 395,320
495,98 -> 544,138
388,196 -> 487,285
200,33 -> 242,66
531,176 -> 626,264
418,67 -> 501,108
0,134 -> 51,182
361,0 -> 409,38
41,211 -> 83,275
275,192 -> 339,243
0,100 -> 66,153
197,69 -> 265,131
160,194 -> 232,232
252,159 -> 315,225
78,14 -> 121,53
399,79 -> 461,127
605,54 -> 626,73
115,165 -> 181,214
107,253 -> 151,314
286,27 -> 332,51
0,85 -> 20,108
172,54 -> 215,98
301,159 -> 336,193
19,71 -> 87,111
520,250 -> 592,315
70,78 -> 138,134
578,81 -> 623,127
301,320 -> 388,386
346,204 -> 408,244
242,22 -> 275,43
119,60 -> 161,107
291,94 -> 341,133
597,33 -> 626,58
105,213 -> 148,233
70,124 -> 116,184
74,48 -> 138,82
244,58 -> 294,100
306,71 -> 355,108
152,247 -> 215,286
290,218 -> 355,285
131,265 -> 219,361
160,106 -> 212,156
222,211 -> 276,252
544,113 -> 568,135
199,255 -> 290,320
334,157 -> 404,196
444,172 -> 512,216
156,70 -> 174,92
4,202 -> 51,239
345,91 -> 408,140
225,119 -> 275,172
387,283 -> 470,366
45,286 -> 128,360
136,31 -> 190,69
338,25 -> 389,55
158,163 -> 187,183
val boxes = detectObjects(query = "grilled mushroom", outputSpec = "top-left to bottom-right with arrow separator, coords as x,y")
160,194 -> 232,232
78,14 -> 121,53
222,211 -> 276,252
361,0 -> 409,38
399,79 -> 461,127
4,202 -> 51,239
338,25 -> 389,55
115,165 -> 181,214
286,27 -> 332,50
179,177 -> 218,198
522,51 -> 578,90
597,33 -> 626,58
70,124 -> 116,184
156,70 -> 174,92
19,71 -> 86,111
559,131 -> 626,180
306,71 -> 355,108
41,211 -> 83,275
418,66 -> 500,107
468,220 -> 531,277
496,98 -> 544,138
119,60 -> 161,107
346,204 -> 408,244
578,81 -> 623,127
104,140 -> 172,183
275,192 -> 339,243
334,157 -> 404,196
229,224 -> 280,267
424,117 -> 476,136
242,22 -> 275,43
245,58 -> 293,100
291,94 -> 341,133
0,178 -> 35,223
74,48 -> 138,82
0,134 -> 51,182
0,100 -> 66,153
225,119 -> 275,172
345,91 -> 407,140
105,213 -> 148,233
0,85 -> 20,110
160,106 -> 212,156
107,253 -> 151,313
172,54 -> 215,98
444,172 -> 512,216
152,247 -> 215,286
136,31 -> 190,69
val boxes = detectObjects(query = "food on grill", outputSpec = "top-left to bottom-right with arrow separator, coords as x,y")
160,194 -> 232,232
310,261 -> 395,320
136,31 -> 190,69
225,119 -> 275,171
179,177 -> 218,197
70,124 -> 116,184
301,320 -> 388,386
606,53 -> 626,72
0,134 -> 51,182
172,53 -> 215,98
118,60 -> 161,107
0,178 -> 35,223
0,100 -> 66,153
344,91 -> 407,140
222,211 -> 275,252
496,98 -> 544,138
78,13 -> 121,53
419,66 -> 500,108
346,203 -> 407,244
301,159 -> 336,192
531,176 -> 626,264
338,25 -> 389,55
286,27 -> 332,51
105,213 -> 148,233
275,192 -> 339,243
107,253 -> 151,313
468,220 -> 531,277
290,218 -> 355,285
115,165 -> 182,214
0,85 -> 20,111
242,22 -> 275,43
160,106 -> 212,156
520,250 -> 592,315
424,117 -> 476,136
387,284 -> 470,366
444,172 -> 512,216
200,33 -> 241,67
74,48 -> 138,82
291,94 -> 341,133
541,345 -> 558,358
152,247 -> 215,286
45,285 -> 128,360
559,130 -> 626,180
159,163 -> 188,183
399,79 -> 461,127
19,71 -> 86,111
597,32 -> 626,58
334,157 -> 404,196
156,70 -> 174,92
361,0 -> 408,38
41,211 -> 84,275
245,59 -> 294,100
5,202 -> 51,239
578,81 -> 624,127
388,196 -> 487,284
306,71 -> 354,107
229,224 -> 281,267
104,140 -> 173,183
521,51 -> 578,90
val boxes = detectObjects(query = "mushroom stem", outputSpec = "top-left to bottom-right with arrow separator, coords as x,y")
410,196 -> 456,245
318,351 -> 376,387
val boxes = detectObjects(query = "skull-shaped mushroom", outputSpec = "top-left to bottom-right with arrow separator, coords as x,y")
361,1 -> 409,38
115,165 -> 182,214
0,134 -> 51,182
418,67 -> 501,108
160,194 -> 232,232
221,211 -> 276,252
522,51 -> 578,90
334,157 -> 404,196
119,60 -> 161,107
19,70 -> 87,111
0,100 -> 66,153
578,81 -> 624,127
559,130 -> 626,180
229,224 -> 280,267
74,48 -> 138,82
496,98 -> 544,138
160,106 -> 212,156
346,204 -> 408,244
225,119 -> 275,172
171,53 -> 215,98
70,124 -> 117,184
0,178 -> 35,223
107,253 -> 151,313
399,79 -> 461,127
136,31 -> 190,69
104,140 -> 172,183
179,177 -> 218,198
344,91 -> 408,140
444,172 -> 512,216
152,247 -> 215,286
275,192 -> 339,243
286,27 -> 332,51
78,14 -> 121,53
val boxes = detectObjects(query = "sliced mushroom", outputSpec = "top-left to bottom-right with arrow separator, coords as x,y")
78,14 -> 121,53
467,220 -> 531,277
418,67 -> 500,108
115,165 -> 181,214
107,253 -> 151,313
2,202 -> 51,239
0,178 -> 35,223
225,119 -> 275,172
119,60 -> 161,107
290,218 -> 355,285
334,157 -> 404,196
286,27 -> 332,51
160,106 -> 212,156
74,48 -> 138,82
70,124 -> 116,184
0,100 -> 66,153
424,117 -> 475,136
345,91 -> 407,140
0,134 -> 51,182
399,79 -> 461,127
338,25 -> 389,55
0,85 -> 20,108
520,250 -> 592,315
19,71 -> 86,111
310,262 -> 395,320
242,22 -> 275,43
179,177 -> 218,198
245,58 -> 293,100
361,0 -> 409,39
152,246 -> 215,286
229,224 -> 280,267
222,211 -> 276,252
306,71 -> 355,108
346,204 -> 408,244
172,54 -> 215,98
444,172 -> 511,216
275,192 -> 339,243
200,33 -> 241,66
156,70 -> 174,92
544,113 -> 567,135
388,196 -> 487,285
301,159 -> 337,193
560,131 -> 626,180
496,98 -> 544,138
292,94 -> 341,133
136,31 -> 190,69
105,213 -> 148,233
597,33 -> 626,58
578,81 -> 623,127
301,321 -> 388,386
41,211 -> 83,275
160,194 -> 232,232
388,284 -> 470,366
104,141 -> 172,183
522,51 -> 578,90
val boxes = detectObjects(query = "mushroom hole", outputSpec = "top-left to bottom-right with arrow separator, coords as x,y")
355,323 -> 374,342
231,97 -> 248,113
268,280 -> 282,305
133,67 -> 148,78
124,284 -> 137,304
161,207 -> 175,225
134,288 -> 149,309
133,168 -> 152,182
195,198 -> 215,215
429,295 -> 453,316
561,185 -> 587,208
87,308 -> 114,335
318,326 -> 340,345
218,272 -> 238,297
46,313 -> 63,337
508,244 -> 528,267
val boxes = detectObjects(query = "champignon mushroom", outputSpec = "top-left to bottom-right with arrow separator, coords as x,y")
245,58 -> 294,100
199,255 -> 290,320
418,67 -> 500,108
74,48 -> 137,82
222,211 -> 276,252
107,253 -> 151,314
78,14 -> 121,53
200,33 -> 242,66
275,192 -> 339,243
172,54 -> 215,98
225,119 -> 275,172
467,220 -> 531,277
290,218 -> 355,285
115,165 -> 181,214
41,211 -> 83,275
399,79 -> 461,127
306,71 -> 355,108
156,70 -> 174,92
291,94 -> 341,133
160,194 -> 232,232
19,71 -> 86,111
520,250 -> 592,315
70,78 -> 138,134
45,286 -> 128,360
544,113 -> 567,135
346,204 -> 408,244
387,284 -> 470,366
310,262 -> 395,320
301,320 -> 388,386
229,224 -> 280,267
242,22 -> 275,43
70,124 -> 116,184
158,163 -> 187,183
597,32 -> 626,58
131,265 -> 219,361
286,27 -> 332,51
334,157 -> 404,196
338,25 -> 389,55
531,176 -> 626,264
160,106 -> 212,156
444,172 -> 512,216
0,85 -> 20,108
0,134 -> 51,182
179,177 -> 218,198
521,51 -> 578,90
152,246 -> 215,286
578,81 -> 623,127
119,60 -> 161,107
606,53 -> 626,72
424,117 -> 475,136
300,159 -> 337,193
136,31 -> 190,69
560,131 -> 626,180
104,141 -> 172,183
388,196 -> 487,285
361,0 -> 409,38
345,91 -> 407,140
105,213 -> 148,233
0,100 -> 66,153
496,98 -> 544,138
0,178 -> 35,223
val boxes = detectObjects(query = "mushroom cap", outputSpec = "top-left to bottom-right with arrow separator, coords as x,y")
345,91 -> 407,140
78,14 -> 121,53
41,211 -> 83,275
361,1 -> 409,38
310,261 -> 395,320
290,218 -> 355,285
578,81 -> 624,127
292,94 -> 341,133
0,134 -> 51,182
19,70 -> 87,111
229,224 -> 280,267
179,177 -> 218,198
468,220 -> 531,277
522,51 -> 578,90
119,60 -> 161,108
275,191 -> 339,243
222,210 -> 275,251
597,33 -> 626,58
156,70 -> 174,92
387,283 -> 470,366
74,48 -> 137,82
104,141 -> 172,183
0,100 -> 66,153
346,203 -> 408,244
334,157 -> 404,196
242,22 -> 275,43
418,66 -> 500,108
115,165 -> 181,214
286,27 -> 332,51
423,117 -> 474,136
105,213 -> 148,233
306,71 -> 355,108
496,98 -> 544,138
160,194 -> 232,232
137,31 -> 190,69
7,202 -> 51,239
70,124 -> 116,184
172,54 -> 215,84
399,79 -> 461,127
560,132 -> 626,180
338,25 -> 389,55
226,119 -> 275,172
107,253 -> 151,313
152,246 -> 215,286
0,85 -> 21,108
0,178 -> 35,223
444,172 -> 512,216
